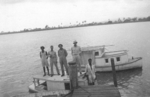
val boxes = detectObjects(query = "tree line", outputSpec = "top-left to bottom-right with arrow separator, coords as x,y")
1,16 -> 150,34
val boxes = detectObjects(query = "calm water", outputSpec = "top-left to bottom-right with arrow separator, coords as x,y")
1,22 -> 150,97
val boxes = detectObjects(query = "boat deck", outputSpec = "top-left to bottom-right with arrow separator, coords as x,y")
33,73 -> 84,82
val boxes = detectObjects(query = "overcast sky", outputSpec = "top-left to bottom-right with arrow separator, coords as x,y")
0,0 -> 150,32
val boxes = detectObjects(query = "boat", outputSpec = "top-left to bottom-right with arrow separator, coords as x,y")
80,45 -> 142,72
28,73 -> 89,94
29,45 -> 142,94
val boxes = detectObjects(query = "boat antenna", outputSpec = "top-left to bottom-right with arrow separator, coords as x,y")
101,45 -> 113,52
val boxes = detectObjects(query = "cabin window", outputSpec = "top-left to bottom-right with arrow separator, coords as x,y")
116,57 -> 120,61
95,52 -> 99,56
105,59 -> 109,63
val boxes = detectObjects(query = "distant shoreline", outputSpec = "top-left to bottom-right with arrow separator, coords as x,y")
0,20 -> 150,36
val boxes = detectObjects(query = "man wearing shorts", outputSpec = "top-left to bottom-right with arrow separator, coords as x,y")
40,46 -> 50,76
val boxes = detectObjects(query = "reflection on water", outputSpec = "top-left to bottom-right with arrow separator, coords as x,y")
96,68 -> 142,87
96,68 -> 146,97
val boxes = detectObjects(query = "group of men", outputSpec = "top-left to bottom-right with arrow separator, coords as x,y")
40,40 -> 82,77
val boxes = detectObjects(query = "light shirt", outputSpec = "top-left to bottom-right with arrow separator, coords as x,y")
58,49 -> 68,58
71,46 -> 81,55
48,51 -> 57,61
85,64 -> 96,79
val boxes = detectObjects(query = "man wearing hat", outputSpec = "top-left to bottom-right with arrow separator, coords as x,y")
40,46 -> 50,76
58,44 -> 69,76
71,40 -> 82,74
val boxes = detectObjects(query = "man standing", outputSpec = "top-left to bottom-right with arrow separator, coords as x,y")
40,46 -> 50,76
71,40 -> 82,74
58,44 -> 69,76
48,45 -> 60,77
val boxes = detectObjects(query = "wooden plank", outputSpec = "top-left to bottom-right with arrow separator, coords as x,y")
73,91 -> 119,94
74,89 -> 119,93
12,90 -> 70,97
76,85 -> 118,90
73,90 -> 119,94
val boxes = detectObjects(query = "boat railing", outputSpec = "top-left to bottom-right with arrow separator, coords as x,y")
105,50 -> 128,54
33,78 -> 44,87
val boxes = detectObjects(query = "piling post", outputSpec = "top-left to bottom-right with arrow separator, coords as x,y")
68,61 -> 78,90
111,58 -> 118,87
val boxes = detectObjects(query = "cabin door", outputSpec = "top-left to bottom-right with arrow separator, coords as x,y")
111,57 -> 116,65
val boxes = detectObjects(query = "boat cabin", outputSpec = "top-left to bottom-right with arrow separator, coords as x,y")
95,50 -> 128,66
80,46 -> 129,66
33,75 -> 71,91
31,75 -> 87,92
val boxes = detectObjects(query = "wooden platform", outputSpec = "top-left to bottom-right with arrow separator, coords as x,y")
67,85 -> 121,97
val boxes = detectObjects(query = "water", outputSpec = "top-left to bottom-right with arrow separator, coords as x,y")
0,22 -> 150,97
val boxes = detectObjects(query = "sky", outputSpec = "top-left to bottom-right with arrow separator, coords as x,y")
0,0 -> 150,32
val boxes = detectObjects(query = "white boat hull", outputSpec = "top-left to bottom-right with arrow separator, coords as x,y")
81,57 -> 142,72
28,83 -> 70,95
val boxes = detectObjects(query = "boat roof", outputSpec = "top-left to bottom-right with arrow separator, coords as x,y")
81,45 -> 113,51
102,50 -> 128,58
33,75 -> 69,82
